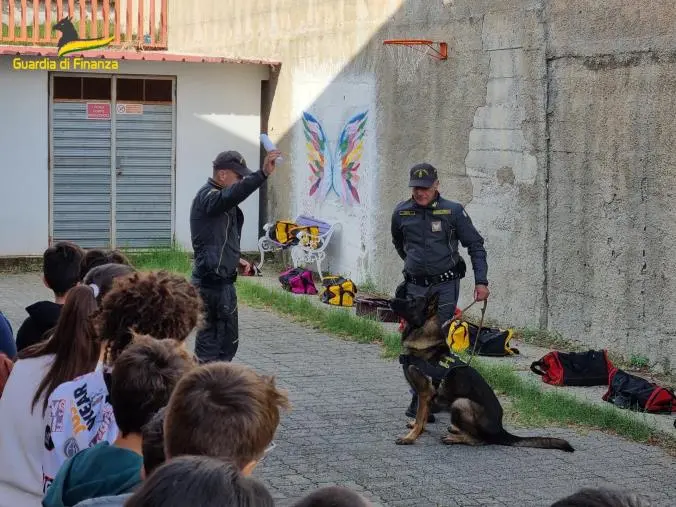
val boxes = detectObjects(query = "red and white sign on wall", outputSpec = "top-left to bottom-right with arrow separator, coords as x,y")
86,102 -> 111,119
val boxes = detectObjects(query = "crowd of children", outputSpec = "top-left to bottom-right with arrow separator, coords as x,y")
0,241 -> 653,507
0,241 -> 373,507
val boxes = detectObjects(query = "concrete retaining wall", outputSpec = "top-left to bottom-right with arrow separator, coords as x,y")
168,0 -> 676,372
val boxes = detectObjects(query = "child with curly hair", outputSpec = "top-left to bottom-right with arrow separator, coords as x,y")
41,271 -> 202,495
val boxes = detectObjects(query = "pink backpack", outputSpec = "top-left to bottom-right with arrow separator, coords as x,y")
279,268 -> 317,295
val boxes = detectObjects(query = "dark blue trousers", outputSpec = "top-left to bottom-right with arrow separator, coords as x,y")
192,279 -> 239,363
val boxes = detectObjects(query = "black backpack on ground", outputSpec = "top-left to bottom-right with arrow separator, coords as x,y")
530,350 -> 613,386
602,368 -> 676,413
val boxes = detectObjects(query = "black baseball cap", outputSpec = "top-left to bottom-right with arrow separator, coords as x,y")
408,163 -> 438,188
213,150 -> 252,177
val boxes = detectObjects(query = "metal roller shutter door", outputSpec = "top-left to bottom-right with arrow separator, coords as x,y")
51,102 -> 112,248
114,104 -> 173,248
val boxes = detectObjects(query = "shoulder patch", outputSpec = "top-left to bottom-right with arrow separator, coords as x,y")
432,209 -> 451,215
399,210 -> 416,216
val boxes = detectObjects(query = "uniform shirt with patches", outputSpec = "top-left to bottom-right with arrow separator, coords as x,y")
390,194 -> 488,284
41,367 -> 118,494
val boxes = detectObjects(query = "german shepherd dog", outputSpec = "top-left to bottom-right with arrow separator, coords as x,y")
390,292 -> 574,452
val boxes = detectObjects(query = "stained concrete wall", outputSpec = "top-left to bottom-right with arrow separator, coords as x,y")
545,1 -> 676,372
169,0 -> 405,284
168,0 -> 676,373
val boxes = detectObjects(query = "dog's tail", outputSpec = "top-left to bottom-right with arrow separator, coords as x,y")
498,431 -> 574,452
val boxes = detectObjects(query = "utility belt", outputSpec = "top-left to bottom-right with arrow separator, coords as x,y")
404,259 -> 465,287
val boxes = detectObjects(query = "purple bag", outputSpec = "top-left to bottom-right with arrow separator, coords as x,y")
279,268 -> 317,295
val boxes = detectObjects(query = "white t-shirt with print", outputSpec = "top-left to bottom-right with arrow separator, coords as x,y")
0,355 -> 55,507
41,366 -> 118,493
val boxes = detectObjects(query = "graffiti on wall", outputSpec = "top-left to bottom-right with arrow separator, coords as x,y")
291,73 -> 376,282
302,110 -> 368,207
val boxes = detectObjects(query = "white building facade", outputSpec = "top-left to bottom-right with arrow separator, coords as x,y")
0,51 -> 274,256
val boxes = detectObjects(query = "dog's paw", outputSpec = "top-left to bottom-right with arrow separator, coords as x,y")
406,422 -> 427,433
395,437 -> 414,445
441,435 -> 456,445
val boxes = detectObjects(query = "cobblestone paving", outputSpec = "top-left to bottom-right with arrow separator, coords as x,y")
2,274 -> 674,507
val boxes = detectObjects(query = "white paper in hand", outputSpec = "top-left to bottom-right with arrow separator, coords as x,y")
260,134 -> 283,166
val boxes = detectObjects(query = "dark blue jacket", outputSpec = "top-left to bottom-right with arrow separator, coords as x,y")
15,301 -> 62,353
0,311 -> 16,359
189,171 -> 267,284
391,194 -> 488,285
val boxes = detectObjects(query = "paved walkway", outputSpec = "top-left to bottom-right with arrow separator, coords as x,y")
243,273 -> 676,436
2,273 -> 675,506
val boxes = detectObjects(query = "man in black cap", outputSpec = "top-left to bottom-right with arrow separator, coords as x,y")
391,162 -> 490,419
190,148 -> 281,363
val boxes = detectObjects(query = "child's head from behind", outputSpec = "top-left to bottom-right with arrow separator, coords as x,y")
124,455 -> 274,507
164,362 -> 290,475
110,336 -> 196,439
291,486 -> 373,507
80,249 -> 131,281
43,241 -> 85,297
83,263 -> 136,304
141,407 -> 168,478
550,487 -> 652,507
95,270 -> 202,365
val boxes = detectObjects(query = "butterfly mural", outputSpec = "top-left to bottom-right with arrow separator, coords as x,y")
302,110 -> 368,206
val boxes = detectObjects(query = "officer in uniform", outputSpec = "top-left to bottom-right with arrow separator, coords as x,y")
190,148 -> 281,363
391,162 -> 489,419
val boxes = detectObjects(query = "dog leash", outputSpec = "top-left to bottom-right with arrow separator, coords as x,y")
462,299 -> 488,368
458,300 -> 477,314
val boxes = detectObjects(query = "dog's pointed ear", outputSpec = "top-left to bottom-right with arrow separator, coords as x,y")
426,292 -> 440,318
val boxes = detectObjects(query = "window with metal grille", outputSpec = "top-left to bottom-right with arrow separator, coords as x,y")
116,78 -> 173,103
53,76 -> 112,100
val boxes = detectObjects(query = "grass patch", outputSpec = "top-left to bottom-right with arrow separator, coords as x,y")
510,325 -> 583,352
117,247 -> 675,451
236,280 -> 402,358
630,354 -> 650,369
122,246 -> 193,274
